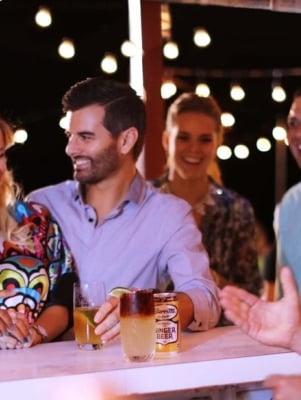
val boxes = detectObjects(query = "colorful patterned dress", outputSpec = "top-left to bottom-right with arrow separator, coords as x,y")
0,200 -> 76,324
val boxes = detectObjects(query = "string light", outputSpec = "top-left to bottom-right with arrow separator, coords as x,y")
256,137 -> 272,152
120,40 -> 137,57
272,126 -> 286,141
217,145 -> 232,160
20,4 -> 295,163
230,83 -> 245,101
14,129 -> 28,144
195,83 -> 210,97
221,112 -> 235,128
193,28 -> 211,47
100,53 -> 118,74
58,38 -> 75,59
163,41 -> 179,60
234,144 -> 249,159
161,80 -> 177,99
271,83 -> 286,102
35,6 -> 52,28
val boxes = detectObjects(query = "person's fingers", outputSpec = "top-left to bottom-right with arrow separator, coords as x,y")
94,296 -> 119,324
6,311 -> 31,343
263,374 -> 283,388
280,266 -> 299,302
0,310 -> 13,335
221,285 -> 258,307
94,297 -> 120,341
100,321 -> 120,343
220,289 -> 248,320
0,333 -> 21,349
7,322 -> 31,344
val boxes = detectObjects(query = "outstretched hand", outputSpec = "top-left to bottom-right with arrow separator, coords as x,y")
219,266 -> 301,350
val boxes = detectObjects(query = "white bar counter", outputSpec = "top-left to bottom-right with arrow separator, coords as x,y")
1,325 -> 301,399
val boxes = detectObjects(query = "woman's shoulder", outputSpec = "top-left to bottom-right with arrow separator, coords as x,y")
211,180 -> 245,201
13,200 -> 52,222
210,181 -> 254,213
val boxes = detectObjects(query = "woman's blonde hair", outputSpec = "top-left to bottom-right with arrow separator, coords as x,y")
0,118 -> 24,242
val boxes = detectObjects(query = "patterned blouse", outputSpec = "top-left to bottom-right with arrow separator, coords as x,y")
154,177 -> 262,296
0,200 -> 77,324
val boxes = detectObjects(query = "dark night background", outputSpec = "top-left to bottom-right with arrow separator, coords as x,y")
0,0 -> 301,237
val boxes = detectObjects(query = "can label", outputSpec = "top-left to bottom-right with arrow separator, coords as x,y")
154,293 -> 181,354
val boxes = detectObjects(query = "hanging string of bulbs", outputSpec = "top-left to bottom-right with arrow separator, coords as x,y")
17,3 -> 291,163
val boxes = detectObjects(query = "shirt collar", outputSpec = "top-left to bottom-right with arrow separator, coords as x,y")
71,171 -> 147,206
124,171 -> 146,205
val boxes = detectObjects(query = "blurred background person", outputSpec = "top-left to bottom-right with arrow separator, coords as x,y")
0,117 -> 76,349
153,93 -> 262,312
275,88 -> 301,297
255,217 -> 276,301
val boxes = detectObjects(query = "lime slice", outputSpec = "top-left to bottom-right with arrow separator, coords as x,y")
74,307 -> 98,328
109,286 -> 132,298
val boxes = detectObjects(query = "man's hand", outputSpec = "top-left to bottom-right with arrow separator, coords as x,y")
94,296 -> 120,343
219,266 -> 301,350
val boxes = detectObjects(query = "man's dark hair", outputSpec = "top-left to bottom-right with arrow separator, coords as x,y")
62,77 -> 146,160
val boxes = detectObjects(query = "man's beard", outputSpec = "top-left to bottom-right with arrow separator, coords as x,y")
73,141 -> 121,184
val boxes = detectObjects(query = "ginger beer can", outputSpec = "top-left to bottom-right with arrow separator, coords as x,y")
153,292 -> 181,354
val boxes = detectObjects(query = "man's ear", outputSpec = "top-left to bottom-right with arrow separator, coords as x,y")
119,127 -> 138,155
162,130 -> 169,151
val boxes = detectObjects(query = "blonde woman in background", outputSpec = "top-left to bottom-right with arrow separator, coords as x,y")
0,117 -> 77,349
153,93 -> 262,316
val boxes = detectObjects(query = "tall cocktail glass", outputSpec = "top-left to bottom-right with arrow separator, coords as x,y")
120,289 -> 155,362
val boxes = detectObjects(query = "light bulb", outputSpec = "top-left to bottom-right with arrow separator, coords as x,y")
195,83 -> 210,97
163,41 -> 179,59
234,144 -> 249,159
161,81 -> 177,99
121,40 -> 137,57
256,137 -> 271,152
100,53 -> 118,74
193,28 -> 211,47
230,84 -> 245,101
221,112 -> 235,127
217,145 -> 232,160
35,6 -> 52,28
14,129 -> 28,144
58,38 -> 75,59
272,126 -> 286,141
272,85 -> 286,102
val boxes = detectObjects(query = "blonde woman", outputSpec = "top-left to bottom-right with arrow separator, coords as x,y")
0,117 -> 77,349
154,93 -> 262,307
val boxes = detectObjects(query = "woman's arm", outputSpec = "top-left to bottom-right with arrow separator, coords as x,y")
31,305 -> 69,345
